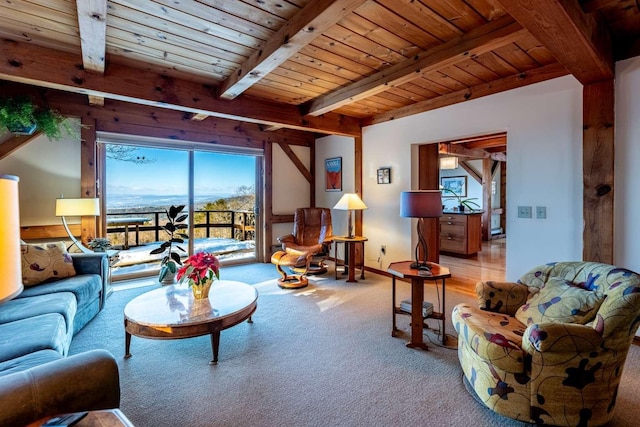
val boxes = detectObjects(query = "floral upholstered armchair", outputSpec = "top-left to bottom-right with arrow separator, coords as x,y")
452,262 -> 640,426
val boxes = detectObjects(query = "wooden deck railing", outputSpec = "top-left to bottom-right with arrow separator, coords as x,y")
106,209 -> 255,247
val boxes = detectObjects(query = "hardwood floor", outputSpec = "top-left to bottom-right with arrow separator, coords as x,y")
439,238 -> 506,298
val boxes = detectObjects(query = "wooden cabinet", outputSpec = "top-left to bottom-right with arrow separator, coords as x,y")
439,213 -> 482,256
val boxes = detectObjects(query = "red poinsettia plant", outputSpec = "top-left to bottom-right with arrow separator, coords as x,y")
176,252 -> 220,287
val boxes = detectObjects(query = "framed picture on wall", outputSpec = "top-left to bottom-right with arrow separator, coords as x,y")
325,157 -> 342,191
441,176 -> 467,197
377,167 -> 391,184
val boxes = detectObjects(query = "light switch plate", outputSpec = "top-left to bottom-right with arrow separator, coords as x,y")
536,206 -> 547,219
517,206 -> 532,218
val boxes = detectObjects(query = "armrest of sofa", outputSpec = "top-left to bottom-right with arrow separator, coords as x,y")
475,280 -> 530,316
0,349 -> 120,427
71,253 -> 109,309
522,322 -> 602,353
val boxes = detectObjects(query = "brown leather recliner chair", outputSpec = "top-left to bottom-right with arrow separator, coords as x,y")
277,208 -> 333,274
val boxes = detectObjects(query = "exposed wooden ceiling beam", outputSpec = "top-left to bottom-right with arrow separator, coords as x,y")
496,0 -> 613,84
44,92 -> 315,148
305,16 -> 525,116
75,0 -> 107,73
0,131 -> 43,160
219,0 -> 368,100
277,142 -> 312,182
364,63 -> 568,126
438,143 -> 506,161
0,39 -> 361,137
459,162 -> 482,183
453,133 -> 507,149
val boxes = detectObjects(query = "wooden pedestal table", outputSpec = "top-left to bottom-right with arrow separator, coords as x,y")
387,261 -> 453,350
333,236 -> 367,282
124,280 -> 258,365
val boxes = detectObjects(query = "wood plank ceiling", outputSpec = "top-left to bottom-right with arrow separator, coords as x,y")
0,0 -> 638,137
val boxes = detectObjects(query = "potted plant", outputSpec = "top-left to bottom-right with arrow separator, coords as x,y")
150,205 -> 188,284
440,187 -> 481,212
87,237 -> 112,252
0,95 -> 75,141
177,252 -> 220,299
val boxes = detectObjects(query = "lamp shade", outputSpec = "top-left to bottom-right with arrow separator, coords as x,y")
440,156 -> 459,170
0,175 -> 23,303
400,190 -> 442,218
55,197 -> 100,217
333,193 -> 368,211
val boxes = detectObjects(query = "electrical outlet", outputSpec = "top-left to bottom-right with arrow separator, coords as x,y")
381,245 -> 386,255
536,206 -> 547,219
517,206 -> 532,219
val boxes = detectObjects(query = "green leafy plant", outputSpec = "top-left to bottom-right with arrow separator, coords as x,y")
0,95 -> 75,141
150,205 -> 189,282
87,237 -> 112,252
440,187 -> 481,211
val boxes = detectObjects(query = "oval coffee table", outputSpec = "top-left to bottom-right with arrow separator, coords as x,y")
124,280 -> 258,364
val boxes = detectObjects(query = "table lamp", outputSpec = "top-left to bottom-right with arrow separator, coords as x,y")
333,193 -> 367,238
0,175 -> 24,303
400,190 -> 442,271
55,196 -> 100,254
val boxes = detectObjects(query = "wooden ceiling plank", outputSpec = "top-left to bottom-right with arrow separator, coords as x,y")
289,52 -> 362,81
473,50 -> 519,77
439,142 -> 506,161
110,0 -> 265,48
354,2 -> 441,50
364,62 -> 569,126
75,0 -> 107,73
305,16 -> 524,116
491,42 -> 541,71
338,14 -> 423,58
514,33 -> 558,66
322,25 -> 408,64
465,0 -> 507,21
218,0 -> 369,100
0,132 -> 43,160
311,34 -> 398,70
106,3 -> 253,57
0,39 -> 361,136
377,0 -> 464,42
107,16 -> 246,64
420,0 -> 488,32
495,0 -> 613,84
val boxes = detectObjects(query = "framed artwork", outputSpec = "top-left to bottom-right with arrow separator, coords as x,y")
441,176 -> 467,197
325,157 -> 342,191
377,167 -> 391,184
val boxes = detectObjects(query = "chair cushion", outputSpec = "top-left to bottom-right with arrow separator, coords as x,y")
0,350 -> 62,378
0,314 -> 68,362
21,242 -> 76,286
454,303 -> 527,373
0,293 -> 77,335
18,274 -> 101,313
515,277 -> 603,326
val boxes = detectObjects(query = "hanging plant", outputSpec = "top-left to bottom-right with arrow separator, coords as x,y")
0,95 -> 75,141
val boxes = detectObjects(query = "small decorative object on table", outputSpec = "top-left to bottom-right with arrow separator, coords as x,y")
176,252 -> 220,299
87,237 -> 112,252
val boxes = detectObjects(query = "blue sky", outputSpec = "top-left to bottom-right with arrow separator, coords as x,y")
106,146 -> 256,196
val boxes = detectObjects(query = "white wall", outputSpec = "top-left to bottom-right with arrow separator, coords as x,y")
0,126 -> 80,226
360,76 -> 584,280
615,56 -> 640,273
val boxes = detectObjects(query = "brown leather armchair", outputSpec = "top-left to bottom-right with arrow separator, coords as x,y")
277,208 -> 333,274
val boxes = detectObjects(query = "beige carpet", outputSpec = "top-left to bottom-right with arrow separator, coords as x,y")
70,264 -> 640,426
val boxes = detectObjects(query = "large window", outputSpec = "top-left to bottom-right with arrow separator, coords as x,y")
99,138 -> 260,279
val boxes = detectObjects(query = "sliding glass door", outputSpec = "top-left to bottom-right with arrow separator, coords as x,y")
100,139 -> 260,279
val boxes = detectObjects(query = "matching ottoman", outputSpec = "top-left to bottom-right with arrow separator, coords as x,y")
270,250 -> 312,289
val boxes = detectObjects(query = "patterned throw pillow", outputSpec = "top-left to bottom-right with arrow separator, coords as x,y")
21,242 -> 76,286
515,277 -> 603,325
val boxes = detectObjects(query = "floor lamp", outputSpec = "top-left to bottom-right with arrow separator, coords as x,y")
400,190 -> 442,271
0,175 -> 24,303
333,193 -> 368,238
55,196 -> 100,254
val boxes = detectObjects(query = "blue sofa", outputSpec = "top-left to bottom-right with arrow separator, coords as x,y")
0,252 -> 120,426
